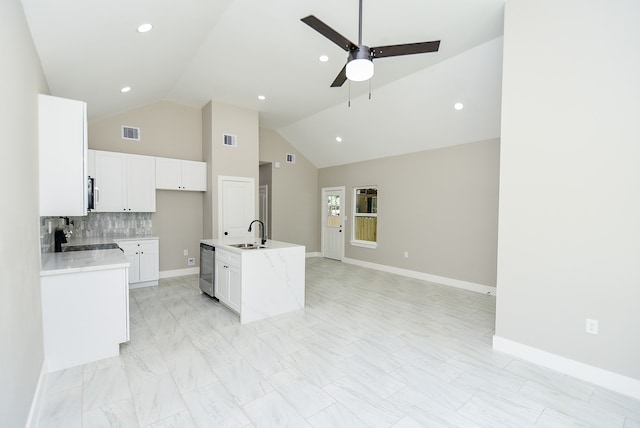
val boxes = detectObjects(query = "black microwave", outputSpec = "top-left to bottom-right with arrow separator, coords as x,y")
87,176 -> 96,211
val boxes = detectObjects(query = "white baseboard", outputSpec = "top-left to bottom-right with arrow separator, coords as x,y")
306,252 -> 322,258
159,267 -> 199,279
493,335 -> 640,401
342,257 -> 496,296
26,362 -> 47,428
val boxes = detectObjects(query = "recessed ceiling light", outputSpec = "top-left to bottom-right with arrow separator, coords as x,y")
137,23 -> 153,33
454,102 -> 464,111
335,136 -> 342,142
319,55 -> 329,62
120,86 -> 131,93
257,95 -> 266,101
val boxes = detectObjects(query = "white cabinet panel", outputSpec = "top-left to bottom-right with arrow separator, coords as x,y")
127,155 -> 156,211
181,160 -> 207,191
92,150 -> 156,212
228,265 -> 241,311
215,258 -> 229,302
39,94 -> 87,216
94,151 -> 126,212
155,157 -> 182,190
215,249 -> 241,313
116,239 -> 159,286
156,157 -> 206,191
138,241 -> 159,283
41,267 -> 128,372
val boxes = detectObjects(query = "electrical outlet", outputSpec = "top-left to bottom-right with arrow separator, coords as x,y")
183,249 -> 188,256
188,258 -> 195,266
585,318 -> 599,335
404,251 -> 409,258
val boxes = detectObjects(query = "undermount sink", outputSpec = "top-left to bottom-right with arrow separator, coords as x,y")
229,243 -> 265,250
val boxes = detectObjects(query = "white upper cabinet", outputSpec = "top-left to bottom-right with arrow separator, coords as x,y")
155,157 -> 207,191
91,150 -> 156,212
39,94 -> 87,216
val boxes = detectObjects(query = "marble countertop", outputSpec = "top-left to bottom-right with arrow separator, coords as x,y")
41,235 -> 157,276
200,238 -> 303,254
41,249 -> 129,276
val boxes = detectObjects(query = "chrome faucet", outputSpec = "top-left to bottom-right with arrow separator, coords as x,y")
248,220 -> 267,245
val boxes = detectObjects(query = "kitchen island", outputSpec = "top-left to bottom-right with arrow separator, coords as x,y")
200,238 -> 305,324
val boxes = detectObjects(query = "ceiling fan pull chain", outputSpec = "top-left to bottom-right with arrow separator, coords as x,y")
369,78 -> 372,100
348,80 -> 351,107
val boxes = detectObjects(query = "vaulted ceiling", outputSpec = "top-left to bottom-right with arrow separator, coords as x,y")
21,0 -> 505,167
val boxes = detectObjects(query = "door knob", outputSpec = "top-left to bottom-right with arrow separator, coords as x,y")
224,232 -> 228,236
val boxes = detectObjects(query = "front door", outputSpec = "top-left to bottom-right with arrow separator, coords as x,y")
322,187 -> 345,261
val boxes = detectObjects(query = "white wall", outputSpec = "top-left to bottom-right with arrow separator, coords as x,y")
259,129 -> 319,252
0,0 -> 49,425
319,139 -> 500,287
496,0 -> 640,385
203,101 -> 259,238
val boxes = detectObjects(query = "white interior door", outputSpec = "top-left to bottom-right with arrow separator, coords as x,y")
259,184 -> 269,238
219,176 -> 255,238
322,187 -> 345,261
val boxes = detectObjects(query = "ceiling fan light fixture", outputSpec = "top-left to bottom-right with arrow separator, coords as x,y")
346,58 -> 374,82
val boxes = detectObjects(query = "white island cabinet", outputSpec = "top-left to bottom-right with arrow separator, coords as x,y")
215,249 -> 242,312
203,239 -> 305,324
40,249 -> 129,372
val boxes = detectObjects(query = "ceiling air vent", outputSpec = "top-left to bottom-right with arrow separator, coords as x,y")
122,126 -> 140,141
286,153 -> 296,164
223,133 -> 237,147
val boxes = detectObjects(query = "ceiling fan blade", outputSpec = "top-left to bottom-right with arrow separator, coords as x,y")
330,64 -> 348,87
301,15 -> 357,52
371,40 -> 440,58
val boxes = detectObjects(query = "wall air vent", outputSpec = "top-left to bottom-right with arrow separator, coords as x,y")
286,153 -> 296,164
223,133 -> 237,147
122,126 -> 140,141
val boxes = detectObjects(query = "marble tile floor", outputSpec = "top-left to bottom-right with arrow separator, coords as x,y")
38,258 -> 640,427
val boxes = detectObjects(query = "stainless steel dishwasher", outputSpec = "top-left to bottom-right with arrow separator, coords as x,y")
199,243 -> 217,299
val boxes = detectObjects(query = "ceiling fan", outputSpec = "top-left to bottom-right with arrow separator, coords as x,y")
301,0 -> 441,87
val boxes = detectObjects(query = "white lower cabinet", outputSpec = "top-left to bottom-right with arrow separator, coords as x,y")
215,250 -> 241,313
116,239 -> 159,287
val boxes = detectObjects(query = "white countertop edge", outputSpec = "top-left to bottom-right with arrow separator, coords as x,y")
64,236 -> 159,246
41,261 -> 130,277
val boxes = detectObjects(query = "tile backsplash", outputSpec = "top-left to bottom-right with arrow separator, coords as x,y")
40,212 -> 153,254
